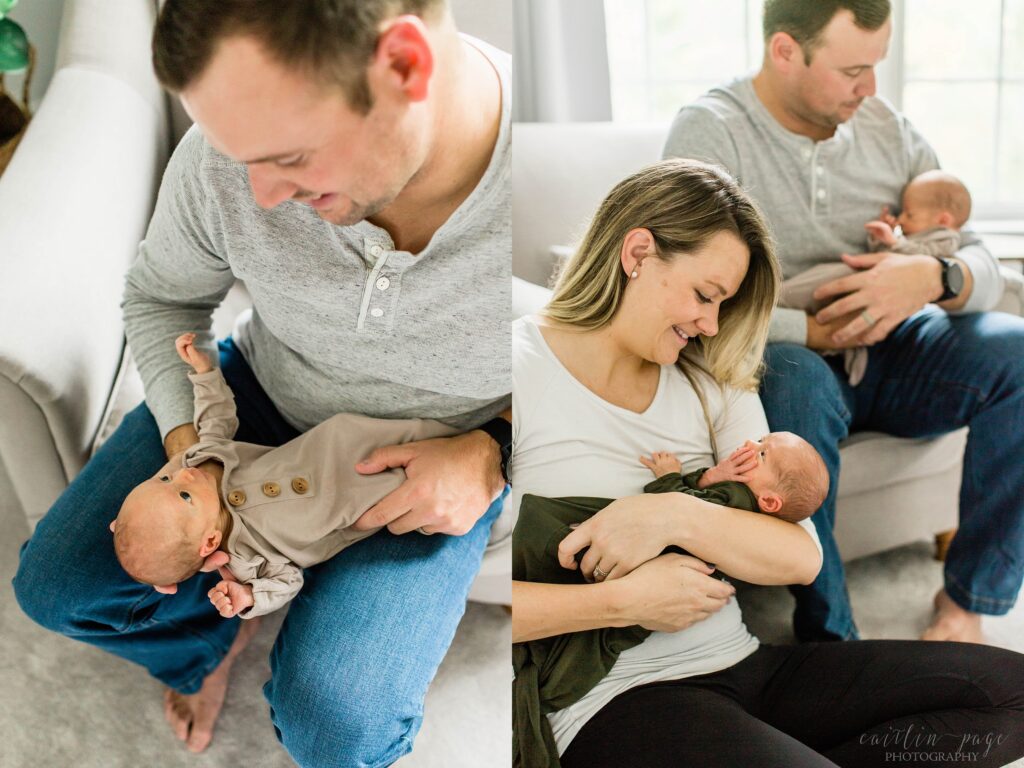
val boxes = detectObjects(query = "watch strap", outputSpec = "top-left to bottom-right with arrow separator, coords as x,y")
477,417 -> 512,483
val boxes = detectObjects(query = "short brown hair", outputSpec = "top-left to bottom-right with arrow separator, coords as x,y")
153,0 -> 446,113
763,0 -> 891,64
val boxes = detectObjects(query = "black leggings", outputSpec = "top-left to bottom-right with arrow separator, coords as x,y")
560,641 -> 1024,768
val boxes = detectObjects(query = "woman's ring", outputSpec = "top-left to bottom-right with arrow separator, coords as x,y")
593,566 -> 608,580
861,309 -> 877,326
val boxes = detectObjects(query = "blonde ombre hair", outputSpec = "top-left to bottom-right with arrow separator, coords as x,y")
544,159 -> 781,393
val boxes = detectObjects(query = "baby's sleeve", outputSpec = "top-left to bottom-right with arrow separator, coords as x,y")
237,560 -> 304,619
188,369 -> 240,441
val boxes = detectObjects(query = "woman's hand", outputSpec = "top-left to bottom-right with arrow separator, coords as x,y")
615,554 -> 735,632
557,493 -> 683,581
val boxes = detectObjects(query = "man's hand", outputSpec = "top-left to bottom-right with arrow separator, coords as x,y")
175,332 -> 213,374
805,309 -> 868,351
864,220 -> 897,247
353,430 -> 505,536
207,566 -> 254,618
811,252 -> 943,346
699,446 -> 757,488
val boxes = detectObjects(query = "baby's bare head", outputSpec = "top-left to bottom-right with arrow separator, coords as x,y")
113,483 -> 205,587
899,170 -> 972,235
765,432 -> 829,523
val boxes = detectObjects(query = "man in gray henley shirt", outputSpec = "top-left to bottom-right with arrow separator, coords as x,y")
13,1 -> 511,764
664,0 -> 1024,645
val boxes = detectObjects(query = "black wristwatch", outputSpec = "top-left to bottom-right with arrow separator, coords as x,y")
936,257 -> 965,302
477,417 -> 512,483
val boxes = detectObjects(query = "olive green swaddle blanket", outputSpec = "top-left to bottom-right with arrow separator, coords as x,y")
512,470 -> 758,768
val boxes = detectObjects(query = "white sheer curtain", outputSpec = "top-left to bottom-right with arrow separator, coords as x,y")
513,0 -> 613,122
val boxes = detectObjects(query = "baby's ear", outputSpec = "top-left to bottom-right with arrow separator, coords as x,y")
758,492 -> 783,514
936,211 -> 955,228
199,530 -> 222,557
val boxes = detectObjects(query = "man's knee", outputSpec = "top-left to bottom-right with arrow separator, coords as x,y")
761,344 -> 848,424
12,533 -> 76,634
266,670 -> 420,768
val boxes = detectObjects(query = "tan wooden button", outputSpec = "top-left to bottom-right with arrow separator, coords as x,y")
262,481 -> 281,497
291,477 -> 309,494
227,489 -> 246,506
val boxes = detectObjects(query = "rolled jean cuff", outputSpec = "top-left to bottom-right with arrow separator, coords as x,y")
945,571 -> 1020,616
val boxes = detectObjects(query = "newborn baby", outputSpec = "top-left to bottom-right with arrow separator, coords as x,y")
781,169 -> 973,386
864,169 -> 971,256
111,333 -> 457,619
640,430 -> 828,523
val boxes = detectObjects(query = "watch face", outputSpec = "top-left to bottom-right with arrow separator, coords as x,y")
948,260 -> 965,296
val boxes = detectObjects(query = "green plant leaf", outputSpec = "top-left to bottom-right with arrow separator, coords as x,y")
0,0 -> 19,21
0,17 -> 28,72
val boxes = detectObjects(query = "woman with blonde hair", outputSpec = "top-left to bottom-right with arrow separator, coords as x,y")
511,158 -> 1024,767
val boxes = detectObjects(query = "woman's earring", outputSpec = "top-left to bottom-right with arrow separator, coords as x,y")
630,270 -> 638,279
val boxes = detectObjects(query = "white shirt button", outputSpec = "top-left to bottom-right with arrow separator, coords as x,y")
369,244 -> 384,258
817,188 -> 827,199
802,148 -> 812,160
816,166 -> 825,176
370,307 -> 384,318
375,276 -> 391,291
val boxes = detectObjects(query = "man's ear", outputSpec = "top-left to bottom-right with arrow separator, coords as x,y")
768,32 -> 802,74
371,15 -> 435,104
758,492 -> 783,514
198,529 -> 223,558
109,520 -> 116,533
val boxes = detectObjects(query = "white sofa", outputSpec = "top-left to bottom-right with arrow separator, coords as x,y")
512,122 -> 1024,562
0,0 -> 508,604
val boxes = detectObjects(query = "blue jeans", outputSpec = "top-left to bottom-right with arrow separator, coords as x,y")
13,338 -> 505,767
760,306 -> 1024,642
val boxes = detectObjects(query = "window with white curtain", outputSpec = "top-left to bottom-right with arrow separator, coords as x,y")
604,0 -> 1024,219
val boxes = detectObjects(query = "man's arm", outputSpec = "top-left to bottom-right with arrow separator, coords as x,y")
123,128 -> 236,443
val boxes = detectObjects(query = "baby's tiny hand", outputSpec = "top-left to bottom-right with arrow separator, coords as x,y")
208,579 -> 254,619
864,220 -> 897,247
175,332 -> 213,374
639,451 -> 682,478
699,446 -> 757,488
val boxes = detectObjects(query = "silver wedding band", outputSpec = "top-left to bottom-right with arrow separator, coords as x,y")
416,526 -> 434,536
593,566 -> 608,580
861,309 -> 877,326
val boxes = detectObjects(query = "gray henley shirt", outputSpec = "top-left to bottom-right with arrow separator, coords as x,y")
123,37 -> 511,439
663,76 -> 1002,345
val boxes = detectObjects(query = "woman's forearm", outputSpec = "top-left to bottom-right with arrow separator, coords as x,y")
668,495 -> 822,585
511,580 -> 629,643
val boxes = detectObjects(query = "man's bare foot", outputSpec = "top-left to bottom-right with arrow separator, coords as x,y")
163,616 -> 262,752
921,588 -> 985,644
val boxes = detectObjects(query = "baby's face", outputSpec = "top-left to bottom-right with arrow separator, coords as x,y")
739,434 -> 782,496
897,188 -> 949,236
116,465 -> 222,550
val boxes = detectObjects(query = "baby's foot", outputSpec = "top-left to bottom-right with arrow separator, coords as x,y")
163,615 -> 261,751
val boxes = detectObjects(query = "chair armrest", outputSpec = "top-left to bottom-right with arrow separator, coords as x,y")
995,265 -> 1024,316
0,67 -> 167,527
